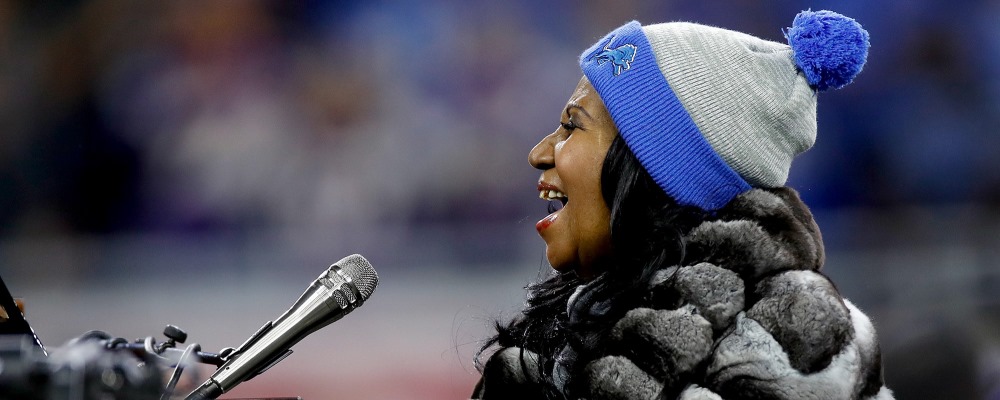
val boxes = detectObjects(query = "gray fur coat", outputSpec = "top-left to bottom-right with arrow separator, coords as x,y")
473,188 -> 893,399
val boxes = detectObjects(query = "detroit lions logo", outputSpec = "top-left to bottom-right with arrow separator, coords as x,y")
594,36 -> 637,76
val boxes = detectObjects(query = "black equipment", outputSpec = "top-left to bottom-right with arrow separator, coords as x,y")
0,254 -> 378,400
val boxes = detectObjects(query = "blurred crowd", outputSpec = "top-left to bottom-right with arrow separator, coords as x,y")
0,1 -> 562,235
2,1 -> 1000,234
1,1 -> 999,399
3,1 -> 997,236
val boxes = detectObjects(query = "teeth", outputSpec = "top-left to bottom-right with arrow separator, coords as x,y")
539,190 -> 567,200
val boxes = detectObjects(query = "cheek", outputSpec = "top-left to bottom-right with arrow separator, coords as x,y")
556,144 -> 606,192
559,166 -> 612,270
538,213 -> 581,272
546,133 -> 615,273
576,204 -> 612,262
552,204 -> 610,278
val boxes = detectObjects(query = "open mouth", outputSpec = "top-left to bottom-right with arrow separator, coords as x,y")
540,189 -> 568,212
535,188 -> 566,233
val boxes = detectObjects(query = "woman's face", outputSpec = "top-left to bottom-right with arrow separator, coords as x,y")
528,76 -> 617,279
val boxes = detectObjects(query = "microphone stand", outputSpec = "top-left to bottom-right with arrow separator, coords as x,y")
98,325 -> 301,400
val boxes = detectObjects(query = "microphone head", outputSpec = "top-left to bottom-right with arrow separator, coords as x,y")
329,254 -> 378,304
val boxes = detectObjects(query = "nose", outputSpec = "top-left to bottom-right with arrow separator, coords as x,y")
528,130 -> 557,170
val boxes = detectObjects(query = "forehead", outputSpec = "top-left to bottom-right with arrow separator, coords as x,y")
568,76 -> 597,105
566,76 -> 611,119
565,77 -> 614,129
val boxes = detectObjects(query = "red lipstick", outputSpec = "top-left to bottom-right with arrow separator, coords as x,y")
536,212 -> 558,233
537,181 -> 561,192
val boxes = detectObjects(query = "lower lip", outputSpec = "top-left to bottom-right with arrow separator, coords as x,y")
536,212 -> 558,233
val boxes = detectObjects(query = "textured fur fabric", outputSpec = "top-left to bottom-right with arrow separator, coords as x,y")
474,347 -> 545,400
474,188 -> 892,399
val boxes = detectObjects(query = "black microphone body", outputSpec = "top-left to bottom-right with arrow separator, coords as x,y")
185,254 -> 378,400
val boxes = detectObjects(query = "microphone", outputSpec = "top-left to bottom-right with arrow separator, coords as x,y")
185,254 -> 378,400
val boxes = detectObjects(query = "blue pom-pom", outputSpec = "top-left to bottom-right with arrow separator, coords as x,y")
785,10 -> 870,91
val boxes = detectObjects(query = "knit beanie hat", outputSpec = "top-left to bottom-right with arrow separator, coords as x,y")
580,10 -> 869,211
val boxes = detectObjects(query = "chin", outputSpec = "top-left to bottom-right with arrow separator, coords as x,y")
544,252 -> 574,274
546,259 -> 571,273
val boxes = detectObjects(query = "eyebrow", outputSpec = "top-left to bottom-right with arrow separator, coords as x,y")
564,103 -> 592,120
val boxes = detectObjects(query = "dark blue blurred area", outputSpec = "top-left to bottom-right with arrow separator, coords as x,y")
2,1 -> 999,234
0,1 -> 998,399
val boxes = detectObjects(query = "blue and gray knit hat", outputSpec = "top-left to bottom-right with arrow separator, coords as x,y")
580,10 -> 869,211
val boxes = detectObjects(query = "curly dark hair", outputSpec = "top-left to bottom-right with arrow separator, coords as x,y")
476,134 -> 710,399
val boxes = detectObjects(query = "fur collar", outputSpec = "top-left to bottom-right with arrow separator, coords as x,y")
685,187 -> 825,281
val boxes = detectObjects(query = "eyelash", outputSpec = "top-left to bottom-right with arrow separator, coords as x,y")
560,120 -> 577,131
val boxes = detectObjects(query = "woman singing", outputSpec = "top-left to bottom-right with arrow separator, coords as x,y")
473,9 -> 892,400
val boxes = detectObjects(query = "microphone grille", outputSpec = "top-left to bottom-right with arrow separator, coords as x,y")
333,254 -> 379,300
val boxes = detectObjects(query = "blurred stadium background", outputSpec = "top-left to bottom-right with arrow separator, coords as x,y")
1,1 -> 998,399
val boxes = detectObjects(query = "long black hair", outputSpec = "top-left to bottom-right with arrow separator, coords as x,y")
477,134 -> 710,398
